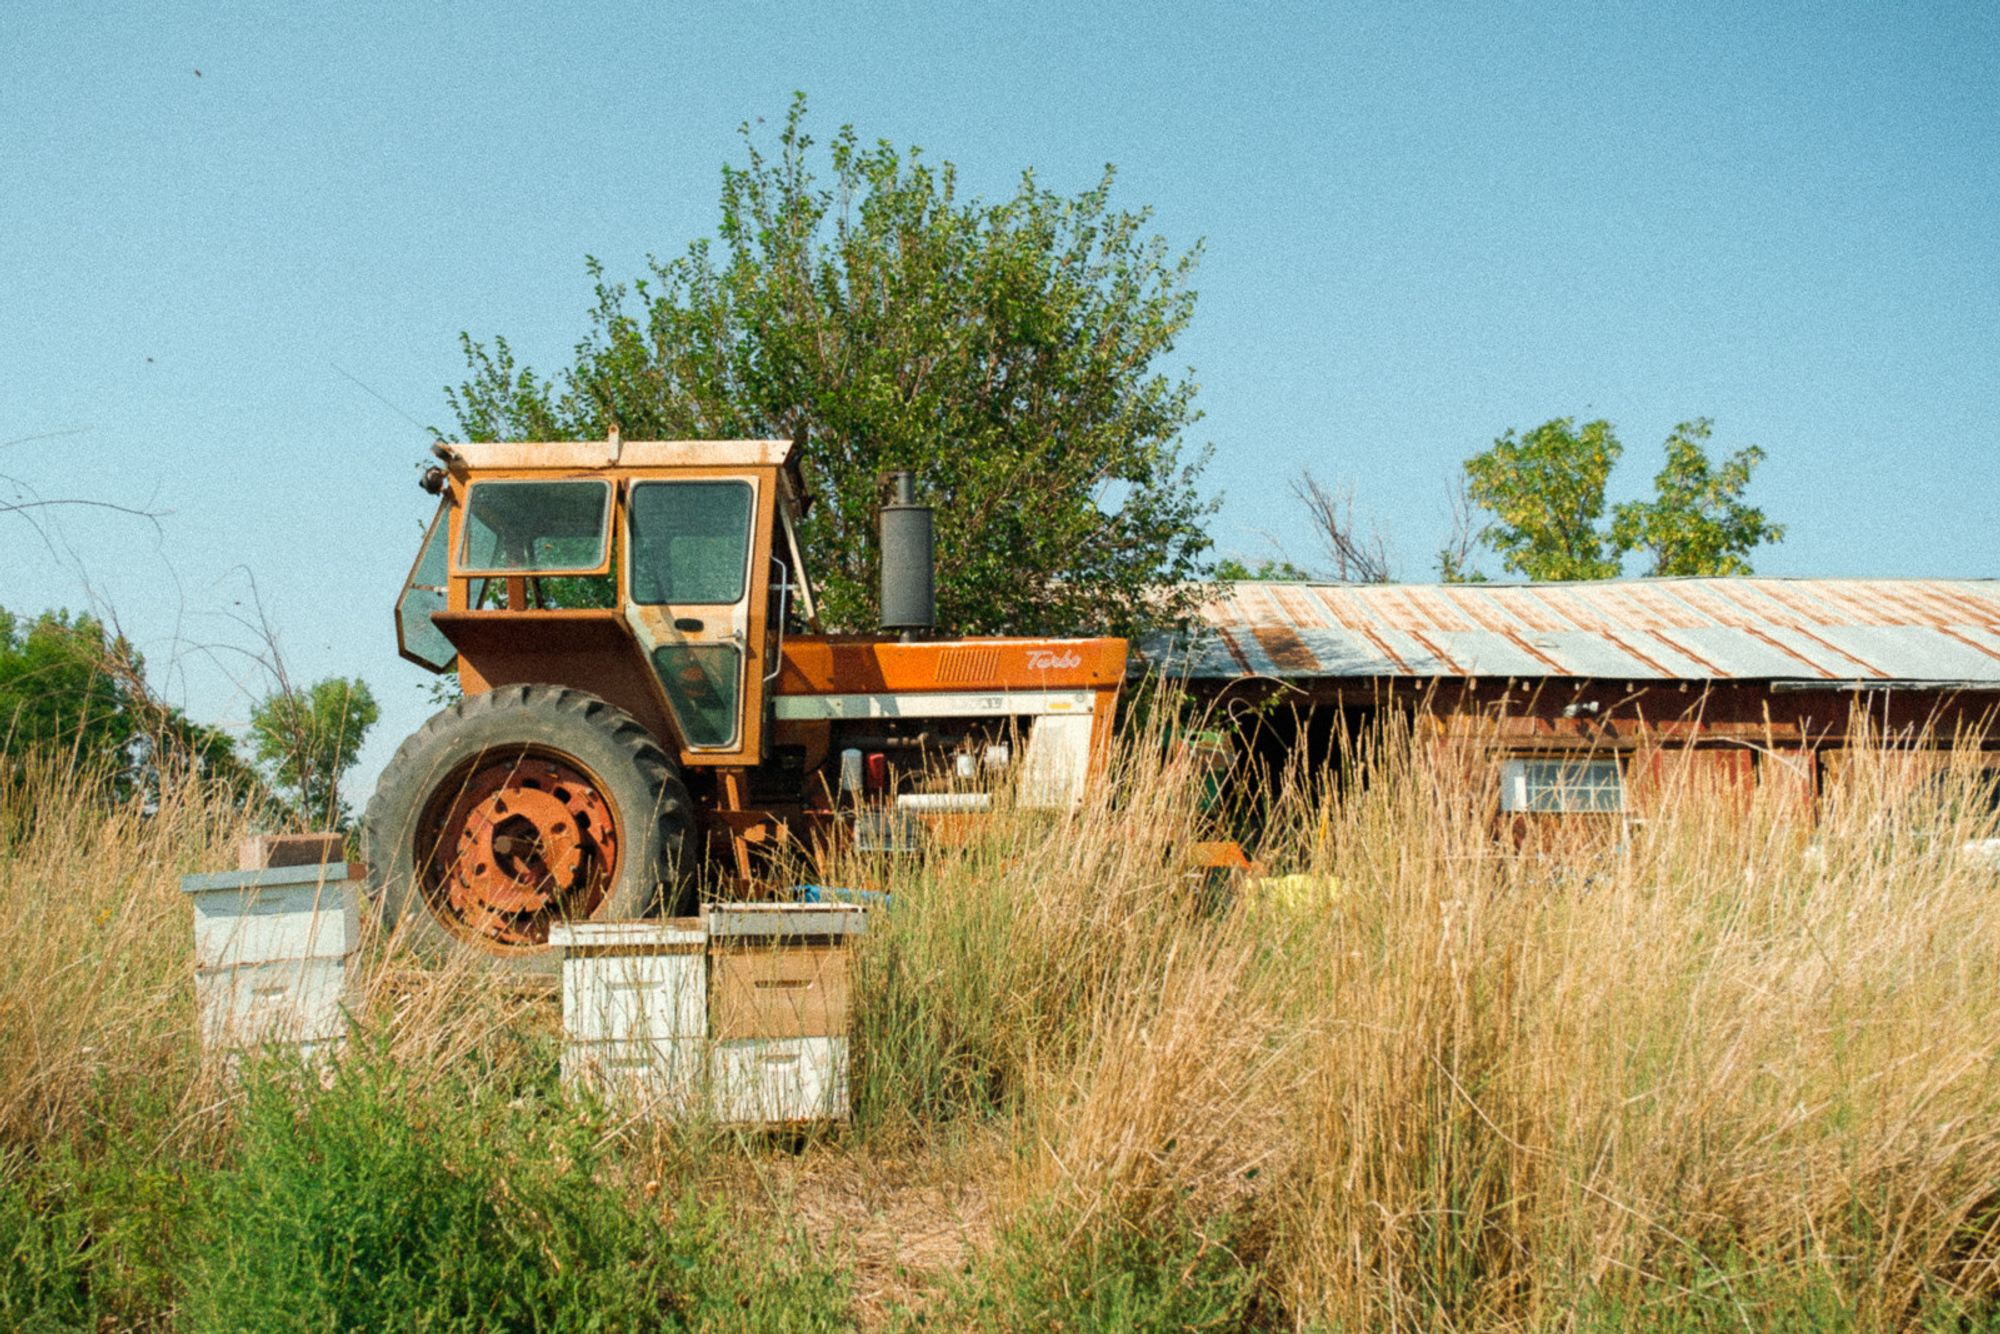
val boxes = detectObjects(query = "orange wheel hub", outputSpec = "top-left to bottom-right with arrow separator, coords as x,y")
422,753 -> 619,949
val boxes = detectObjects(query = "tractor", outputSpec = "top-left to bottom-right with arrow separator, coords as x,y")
364,433 -> 1127,970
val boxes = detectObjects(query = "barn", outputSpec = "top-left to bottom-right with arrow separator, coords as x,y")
1153,577 -> 2000,823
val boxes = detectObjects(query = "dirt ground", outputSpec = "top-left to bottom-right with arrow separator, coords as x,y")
737,1133 -> 1008,1326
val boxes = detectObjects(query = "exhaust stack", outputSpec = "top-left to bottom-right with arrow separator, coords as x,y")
878,471 -> 935,641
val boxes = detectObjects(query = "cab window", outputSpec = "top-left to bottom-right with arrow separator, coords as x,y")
629,481 -> 753,604
459,480 -> 611,574
648,644 -> 739,747
396,502 -> 455,671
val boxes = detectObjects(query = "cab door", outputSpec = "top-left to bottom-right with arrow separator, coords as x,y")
623,474 -> 774,764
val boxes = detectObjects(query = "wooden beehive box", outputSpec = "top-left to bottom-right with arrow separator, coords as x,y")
548,920 -> 706,1114
179,861 -> 361,1062
705,904 -> 867,1126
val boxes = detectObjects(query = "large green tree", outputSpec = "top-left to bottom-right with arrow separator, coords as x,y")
447,95 -> 1214,637
0,607 -> 135,771
1450,417 -> 1782,581
1460,418 -> 1626,581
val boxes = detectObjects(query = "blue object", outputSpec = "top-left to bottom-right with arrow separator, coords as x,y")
793,884 -> 890,907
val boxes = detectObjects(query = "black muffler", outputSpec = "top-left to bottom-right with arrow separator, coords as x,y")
878,471 -> 934,641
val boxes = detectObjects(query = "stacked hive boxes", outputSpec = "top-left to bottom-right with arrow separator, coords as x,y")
550,904 -> 867,1125
180,860 -> 360,1062
707,904 -> 862,1124
548,921 -> 707,1114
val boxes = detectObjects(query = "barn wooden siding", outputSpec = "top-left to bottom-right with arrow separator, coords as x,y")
1148,577 -> 2000,820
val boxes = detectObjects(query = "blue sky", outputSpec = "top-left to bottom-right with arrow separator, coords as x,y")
4,1 -> 1996,795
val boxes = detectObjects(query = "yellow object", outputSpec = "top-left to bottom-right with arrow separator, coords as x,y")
1244,873 -> 1344,915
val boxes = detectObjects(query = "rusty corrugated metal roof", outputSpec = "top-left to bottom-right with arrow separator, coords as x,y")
1150,578 -> 2000,684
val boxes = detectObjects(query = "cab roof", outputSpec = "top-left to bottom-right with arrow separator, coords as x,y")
438,438 -> 796,473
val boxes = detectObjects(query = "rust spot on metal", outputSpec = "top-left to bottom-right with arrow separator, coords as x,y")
1500,628 -> 1570,674
1769,620 -> 1887,678
1738,625 -> 1837,678
1923,584 -> 2000,627
1402,628 -> 1464,674
1444,589 -> 1512,636
1933,625 -> 2000,664
1269,582 -> 1332,631
1643,628 -> 1727,678
1214,626 -> 1255,674
1384,584 -> 1477,633
1347,619 -> 1412,674
1250,624 -> 1320,673
1592,630 -> 1675,678
1173,578 -> 2000,685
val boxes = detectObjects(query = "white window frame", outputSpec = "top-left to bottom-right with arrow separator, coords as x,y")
1499,757 -> 1625,814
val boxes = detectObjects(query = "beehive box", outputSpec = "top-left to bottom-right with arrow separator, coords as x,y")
179,861 -> 361,1059
711,943 -> 849,1040
706,904 -> 866,1125
548,921 -> 706,1114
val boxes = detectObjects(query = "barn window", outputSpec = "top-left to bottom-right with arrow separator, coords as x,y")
1500,758 -> 1625,814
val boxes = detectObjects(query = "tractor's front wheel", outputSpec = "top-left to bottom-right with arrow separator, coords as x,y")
362,685 -> 694,973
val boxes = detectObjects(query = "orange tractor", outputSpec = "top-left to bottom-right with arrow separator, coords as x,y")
365,435 -> 1127,970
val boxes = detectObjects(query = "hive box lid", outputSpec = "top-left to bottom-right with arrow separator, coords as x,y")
548,922 -> 706,951
181,861 -> 360,895
705,903 -> 869,940
187,872 -> 361,968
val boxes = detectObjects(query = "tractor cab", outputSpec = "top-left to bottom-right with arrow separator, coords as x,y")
395,436 -> 813,769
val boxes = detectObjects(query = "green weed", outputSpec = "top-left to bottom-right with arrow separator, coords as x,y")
181,1048 -> 847,1331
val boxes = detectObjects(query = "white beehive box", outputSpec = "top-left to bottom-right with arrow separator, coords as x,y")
179,861 -> 360,1057
709,1036 -> 850,1124
548,921 -> 706,1114
706,904 -> 866,1126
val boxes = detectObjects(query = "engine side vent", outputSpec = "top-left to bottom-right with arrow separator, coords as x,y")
935,647 -> 1002,685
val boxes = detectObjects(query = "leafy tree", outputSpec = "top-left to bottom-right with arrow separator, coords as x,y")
0,607 -> 135,772
1610,419 -> 1784,576
1452,417 -> 1782,581
1435,545 -> 1487,585
1460,418 -> 1624,580
0,605 -> 247,799
447,94 -> 1214,638
249,678 -> 380,829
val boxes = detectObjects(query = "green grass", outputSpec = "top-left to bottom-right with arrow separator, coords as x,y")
197,1050 -> 840,1330
0,1086 -> 205,1331
1,1049 -> 850,1333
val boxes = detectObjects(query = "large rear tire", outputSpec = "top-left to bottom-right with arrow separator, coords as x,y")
362,685 -> 694,974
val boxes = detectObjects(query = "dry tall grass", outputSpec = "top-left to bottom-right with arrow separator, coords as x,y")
1277,729 -> 2000,1327
0,757 -> 541,1151
832,714 -> 2000,1327
3,715 -> 1998,1329
0,757 -> 247,1149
